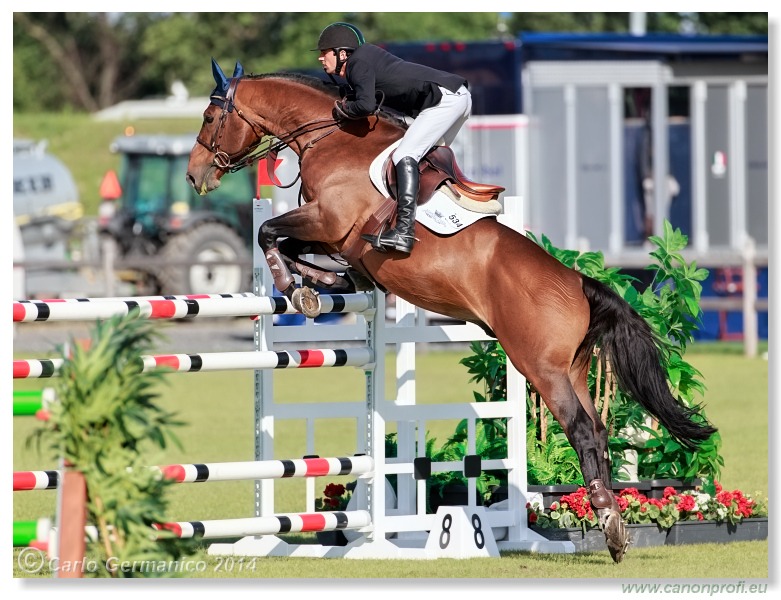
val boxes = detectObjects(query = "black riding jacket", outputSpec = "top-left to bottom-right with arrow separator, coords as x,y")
340,44 -> 467,119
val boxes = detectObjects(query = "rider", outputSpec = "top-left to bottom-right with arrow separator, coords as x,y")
315,22 -> 471,254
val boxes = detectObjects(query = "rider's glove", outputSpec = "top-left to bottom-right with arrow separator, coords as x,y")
338,84 -> 354,100
332,100 -> 351,123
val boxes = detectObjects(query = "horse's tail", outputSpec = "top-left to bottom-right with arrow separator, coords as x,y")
577,275 -> 717,449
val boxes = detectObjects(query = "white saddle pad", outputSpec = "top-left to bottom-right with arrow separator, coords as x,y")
368,142 -> 498,236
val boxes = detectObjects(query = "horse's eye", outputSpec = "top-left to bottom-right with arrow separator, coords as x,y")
204,114 -> 214,124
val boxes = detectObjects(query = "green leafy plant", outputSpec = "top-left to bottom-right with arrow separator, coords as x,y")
30,313 -> 196,577
424,436 -> 469,508
526,426 -> 584,486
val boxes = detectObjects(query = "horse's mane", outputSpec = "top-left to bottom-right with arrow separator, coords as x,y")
245,71 -> 406,128
246,71 -> 340,97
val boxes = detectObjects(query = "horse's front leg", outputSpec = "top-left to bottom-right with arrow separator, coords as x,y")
257,204 -> 350,317
277,238 -> 360,293
276,238 -> 363,318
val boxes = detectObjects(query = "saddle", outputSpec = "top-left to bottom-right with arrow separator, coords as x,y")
341,147 -> 504,287
384,146 -> 505,206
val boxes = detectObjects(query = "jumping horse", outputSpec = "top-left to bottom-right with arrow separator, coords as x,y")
186,60 -> 716,562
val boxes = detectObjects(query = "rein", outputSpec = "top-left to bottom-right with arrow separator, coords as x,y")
196,76 -> 340,185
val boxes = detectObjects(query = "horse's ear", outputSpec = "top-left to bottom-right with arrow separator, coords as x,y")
232,61 -> 244,78
211,57 -> 229,90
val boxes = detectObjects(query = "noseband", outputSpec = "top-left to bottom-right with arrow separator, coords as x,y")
196,76 -> 341,177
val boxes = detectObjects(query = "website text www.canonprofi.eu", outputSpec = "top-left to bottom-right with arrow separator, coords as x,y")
621,582 -> 768,595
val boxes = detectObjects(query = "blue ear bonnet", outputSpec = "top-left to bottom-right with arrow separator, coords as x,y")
210,58 -> 245,110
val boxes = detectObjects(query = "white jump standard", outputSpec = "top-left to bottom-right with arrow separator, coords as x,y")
205,198 -> 573,559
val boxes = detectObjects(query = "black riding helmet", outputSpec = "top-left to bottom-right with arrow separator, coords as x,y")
315,22 -> 365,52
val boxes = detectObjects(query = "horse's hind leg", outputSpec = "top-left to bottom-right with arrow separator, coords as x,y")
525,365 -> 629,562
571,361 -> 630,562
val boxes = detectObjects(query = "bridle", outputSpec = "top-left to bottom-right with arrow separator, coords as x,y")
195,76 -> 341,186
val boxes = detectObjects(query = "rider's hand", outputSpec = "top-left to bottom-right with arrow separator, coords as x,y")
338,84 -> 354,100
332,100 -> 351,123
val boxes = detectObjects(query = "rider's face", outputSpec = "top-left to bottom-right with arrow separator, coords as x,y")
319,49 -> 344,75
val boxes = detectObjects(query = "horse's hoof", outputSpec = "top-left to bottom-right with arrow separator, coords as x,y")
292,287 -> 322,318
603,510 -> 631,563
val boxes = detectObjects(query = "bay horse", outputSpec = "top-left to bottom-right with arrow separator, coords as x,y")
186,60 -> 716,562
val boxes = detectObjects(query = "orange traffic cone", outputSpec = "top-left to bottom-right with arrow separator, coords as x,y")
99,170 -> 122,200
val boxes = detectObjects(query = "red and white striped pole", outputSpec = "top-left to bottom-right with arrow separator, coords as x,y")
14,455 -> 374,490
13,470 -> 59,491
155,510 -> 371,539
13,292 -> 372,322
13,347 -> 373,379
159,455 -> 373,483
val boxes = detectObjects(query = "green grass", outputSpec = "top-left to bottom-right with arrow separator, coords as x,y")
11,541 -> 769,580
12,345 -> 769,579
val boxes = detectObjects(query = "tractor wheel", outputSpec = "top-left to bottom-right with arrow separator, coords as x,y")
158,223 -> 251,295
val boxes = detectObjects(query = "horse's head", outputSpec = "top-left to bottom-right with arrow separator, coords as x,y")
187,58 -> 263,195
187,59 -> 400,196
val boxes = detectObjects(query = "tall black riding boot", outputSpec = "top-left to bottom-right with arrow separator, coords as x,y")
362,156 -> 419,254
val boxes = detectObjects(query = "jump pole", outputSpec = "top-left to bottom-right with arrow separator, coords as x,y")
14,347 -> 373,379
13,292 -> 372,322
14,456 -> 375,490
13,387 -> 55,419
13,519 -> 52,547
156,510 -> 372,540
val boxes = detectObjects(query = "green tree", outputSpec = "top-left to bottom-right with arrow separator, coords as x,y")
140,13 -> 286,96
13,12 -> 768,114
695,12 -> 768,34
13,12 -> 163,112
509,12 -> 633,33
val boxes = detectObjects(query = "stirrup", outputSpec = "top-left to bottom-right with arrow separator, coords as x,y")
378,231 -> 415,254
361,221 -> 391,253
361,232 -> 388,252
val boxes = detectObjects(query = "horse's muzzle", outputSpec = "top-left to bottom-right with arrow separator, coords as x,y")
186,169 -> 221,196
